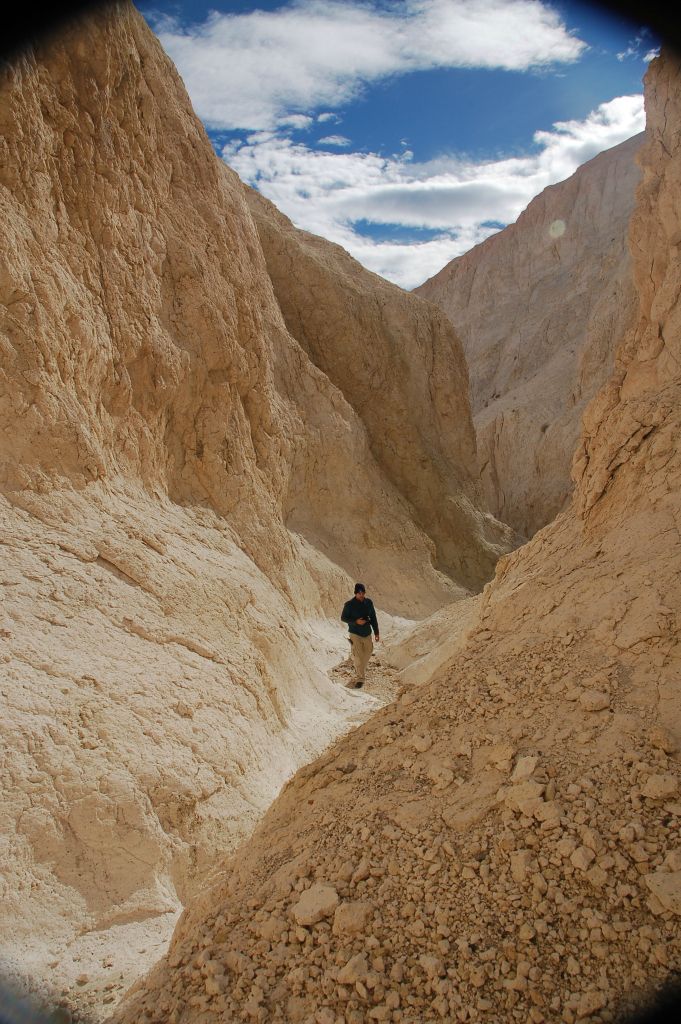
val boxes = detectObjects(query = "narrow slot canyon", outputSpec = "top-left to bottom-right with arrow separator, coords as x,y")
1,4 -> 680,1024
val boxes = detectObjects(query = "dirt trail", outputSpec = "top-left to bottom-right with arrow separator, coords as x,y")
329,646 -> 402,707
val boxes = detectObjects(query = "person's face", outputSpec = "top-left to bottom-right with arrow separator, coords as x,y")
356,590 -> 365,601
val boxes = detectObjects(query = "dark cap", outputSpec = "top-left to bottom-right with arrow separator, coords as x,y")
354,582 -> 366,593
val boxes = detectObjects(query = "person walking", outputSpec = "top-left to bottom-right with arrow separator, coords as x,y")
341,583 -> 380,688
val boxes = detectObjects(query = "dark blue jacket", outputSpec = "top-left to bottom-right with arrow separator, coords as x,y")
341,596 -> 379,638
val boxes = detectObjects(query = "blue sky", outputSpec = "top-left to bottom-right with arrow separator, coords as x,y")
136,1 -> 657,287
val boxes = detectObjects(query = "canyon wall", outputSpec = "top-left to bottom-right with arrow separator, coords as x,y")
416,134 -> 642,538
246,191 -> 510,590
0,0 -> 512,1005
116,50 -> 681,1024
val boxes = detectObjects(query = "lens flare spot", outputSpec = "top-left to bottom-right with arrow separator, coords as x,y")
549,219 -> 566,239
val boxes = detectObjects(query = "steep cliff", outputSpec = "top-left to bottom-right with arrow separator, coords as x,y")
116,51 -> 681,1024
416,134 -> 643,538
0,0 -> 509,1007
246,191 -> 510,591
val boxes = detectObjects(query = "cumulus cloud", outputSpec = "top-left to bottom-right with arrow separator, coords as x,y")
151,0 -> 586,130
223,94 -> 645,289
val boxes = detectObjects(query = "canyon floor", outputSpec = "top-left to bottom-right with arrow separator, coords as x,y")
1,605 -> 412,1023
1,6 -> 680,1024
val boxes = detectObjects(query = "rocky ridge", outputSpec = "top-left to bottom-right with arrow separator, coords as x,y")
114,50 -> 681,1024
416,134 -> 643,539
0,0 -> 511,1008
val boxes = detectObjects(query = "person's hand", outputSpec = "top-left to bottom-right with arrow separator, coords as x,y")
374,634 -> 380,643
356,617 -> 367,625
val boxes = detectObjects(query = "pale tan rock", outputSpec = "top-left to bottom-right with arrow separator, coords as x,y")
644,872 -> 681,914
578,690 -> 610,712
412,733 -> 433,753
641,774 -> 679,800
570,847 -> 596,872
576,989 -> 607,1018
511,755 -> 539,781
648,726 -> 677,753
534,801 -> 562,824
586,865 -> 609,889
663,849 -> 681,871
510,850 -> 533,883
337,953 -> 369,986
419,954 -> 445,979
505,781 -> 545,812
292,883 -> 339,927
332,901 -> 372,937
417,135 -> 642,538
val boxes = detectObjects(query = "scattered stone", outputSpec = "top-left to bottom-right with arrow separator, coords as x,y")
510,849 -> 533,883
337,953 -> 368,986
511,755 -> 539,782
641,775 -> 678,800
505,781 -> 545,813
579,690 -> 610,712
648,726 -> 677,753
644,871 -> 681,914
332,901 -> 372,936
570,847 -> 596,872
576,990 -> 607,1018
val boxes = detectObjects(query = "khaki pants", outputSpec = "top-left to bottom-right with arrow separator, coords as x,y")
349,633 -> 373,682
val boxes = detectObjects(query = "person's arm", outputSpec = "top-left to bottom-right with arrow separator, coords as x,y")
369,602 -> 379,639
341,601 -> 353,624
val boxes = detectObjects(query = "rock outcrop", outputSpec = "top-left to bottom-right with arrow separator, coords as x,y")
0,0 -> 510,1009
115,50 -> 681,1024
416,134 -> 643,538
246,191 -> 510,591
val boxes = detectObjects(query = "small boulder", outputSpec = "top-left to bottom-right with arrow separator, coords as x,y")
292,883 -> 339,926
579,690 -> 610,712
641,774 -> 679,800
337,953 -> 368,985
332,901 -> 372,936
570,846 -> 596,872
505,781 -> 545,813
511,755 -> 539,782
644,871 -> 681,915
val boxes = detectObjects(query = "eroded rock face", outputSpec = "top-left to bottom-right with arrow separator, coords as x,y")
0,0 -> 508,1002
246,190 -> 513,590
416,134 -> 643,538
114,51 -> 681,1024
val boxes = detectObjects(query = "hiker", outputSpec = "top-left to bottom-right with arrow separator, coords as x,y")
341,582 -> 380,688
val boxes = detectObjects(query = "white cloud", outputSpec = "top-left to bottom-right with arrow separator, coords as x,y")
151,0 -> 586,130
223,93 -> 645,289
616,31 -> 656,64
278,114 -> 314,130
318,134 -> 352,147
